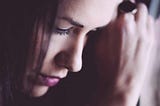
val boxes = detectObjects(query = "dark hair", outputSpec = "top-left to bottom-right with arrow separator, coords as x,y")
0,1 -> 98,106
0,0 -> 59,105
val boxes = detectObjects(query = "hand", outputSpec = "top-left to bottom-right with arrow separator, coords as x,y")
92,3 -> 155,106
140,16 -> 160,106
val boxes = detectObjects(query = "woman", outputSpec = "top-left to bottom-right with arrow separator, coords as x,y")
0,0 -> 155,106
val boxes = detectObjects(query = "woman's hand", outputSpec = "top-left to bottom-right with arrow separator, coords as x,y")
92,3 -> 156,106
140,16 -> 160,106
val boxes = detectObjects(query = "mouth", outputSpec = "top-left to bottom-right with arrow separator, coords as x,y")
37,73 -> 61,87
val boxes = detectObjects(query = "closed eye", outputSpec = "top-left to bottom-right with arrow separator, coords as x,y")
53,27 -> 71,35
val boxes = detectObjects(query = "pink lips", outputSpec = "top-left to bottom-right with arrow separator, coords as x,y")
38,73 -> 60,87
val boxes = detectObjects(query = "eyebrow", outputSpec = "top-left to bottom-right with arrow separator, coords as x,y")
58,16 -> 108,30
58,16 -> 84,28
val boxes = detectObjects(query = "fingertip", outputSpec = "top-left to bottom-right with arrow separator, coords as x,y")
135,3 -> 148,22
138,3 -> 148,13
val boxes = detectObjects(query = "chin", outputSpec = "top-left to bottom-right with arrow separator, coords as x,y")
31,85 -> 49,97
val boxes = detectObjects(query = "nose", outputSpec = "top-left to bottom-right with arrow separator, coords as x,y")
55,36 -> 86,72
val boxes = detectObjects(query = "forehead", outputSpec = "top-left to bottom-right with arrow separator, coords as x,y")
57,0 -> 119,28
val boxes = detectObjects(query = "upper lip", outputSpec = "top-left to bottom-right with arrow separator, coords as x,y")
39,73 -> 65,79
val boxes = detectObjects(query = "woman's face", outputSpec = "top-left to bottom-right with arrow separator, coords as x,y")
24,0 -> 120,97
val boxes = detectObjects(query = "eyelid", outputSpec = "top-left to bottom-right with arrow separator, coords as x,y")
53,26 -> 72,35
55,27 -> 69,31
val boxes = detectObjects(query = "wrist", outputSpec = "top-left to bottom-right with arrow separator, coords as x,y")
89,77 -> 140,106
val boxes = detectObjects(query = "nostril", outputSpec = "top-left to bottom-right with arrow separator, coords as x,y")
54,51 -> 82,72
54,52 -> 74,72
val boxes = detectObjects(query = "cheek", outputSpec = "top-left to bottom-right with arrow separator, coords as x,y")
42,33 -> 77,64
44,35 -> 67,59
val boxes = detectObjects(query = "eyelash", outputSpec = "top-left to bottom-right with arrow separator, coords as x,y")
54,27 -> 70,35
53,27 -> 100,36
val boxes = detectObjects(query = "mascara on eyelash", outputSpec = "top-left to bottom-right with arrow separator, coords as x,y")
53,27 -> 70,35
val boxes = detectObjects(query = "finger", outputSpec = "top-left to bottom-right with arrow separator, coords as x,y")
135,3 -> 148,26
117,0 -> 136,29
124,14 -> 136,34
147,16 -> 154,34
147,16 -> 155,42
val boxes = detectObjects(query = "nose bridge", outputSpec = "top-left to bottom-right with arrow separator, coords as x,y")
68,35 -> 86,72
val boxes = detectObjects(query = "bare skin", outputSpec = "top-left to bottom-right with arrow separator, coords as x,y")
23,0 -> 121,97
140,16 -> 160,106
22,0 -> 156,106
91,3 -> 156,106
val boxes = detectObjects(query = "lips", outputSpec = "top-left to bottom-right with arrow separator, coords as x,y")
37,73 -> 60,87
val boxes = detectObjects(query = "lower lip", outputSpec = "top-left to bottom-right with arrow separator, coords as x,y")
38,74 -> 60,87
